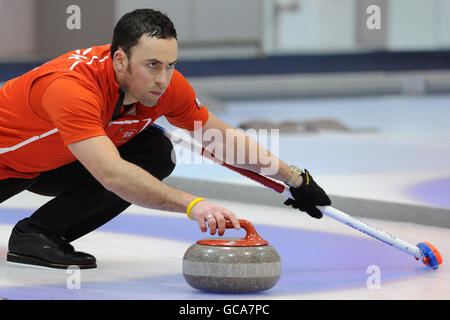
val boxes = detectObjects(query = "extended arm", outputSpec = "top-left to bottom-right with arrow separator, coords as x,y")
192,111 -> 331,219
68,135 -> 240,234
194,111 -> 303,187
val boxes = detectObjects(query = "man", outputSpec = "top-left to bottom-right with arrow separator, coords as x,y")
0,9 -> 331,269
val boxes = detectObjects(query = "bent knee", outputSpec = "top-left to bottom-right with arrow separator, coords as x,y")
120,128 -> 176,181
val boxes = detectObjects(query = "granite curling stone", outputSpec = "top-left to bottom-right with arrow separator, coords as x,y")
182,219 -> 281,293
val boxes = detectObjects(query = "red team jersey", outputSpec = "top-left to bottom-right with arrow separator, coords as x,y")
0,44 -> 209,180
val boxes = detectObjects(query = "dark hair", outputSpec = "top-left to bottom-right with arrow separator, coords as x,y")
111,9 -> 177,58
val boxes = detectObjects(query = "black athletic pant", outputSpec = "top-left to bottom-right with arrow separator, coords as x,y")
0,126 -> 175,242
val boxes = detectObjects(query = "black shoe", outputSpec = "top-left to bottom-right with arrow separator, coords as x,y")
7,226 -> 97,269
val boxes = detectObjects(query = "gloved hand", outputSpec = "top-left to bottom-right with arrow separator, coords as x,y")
284,169 -> 331,219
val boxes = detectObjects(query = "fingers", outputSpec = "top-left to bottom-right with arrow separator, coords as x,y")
206,213 -> 218,235
284,198 -> 323,218
222,209 -> 240,231
190,201 -> 241,236
307,206 -> 323,219
197,217 -> 208,233
204,209 -> 240,236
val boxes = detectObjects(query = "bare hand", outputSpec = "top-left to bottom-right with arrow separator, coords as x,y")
189,200 -> 240,236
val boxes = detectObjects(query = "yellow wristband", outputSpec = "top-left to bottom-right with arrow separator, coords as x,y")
186,197 -> 205,219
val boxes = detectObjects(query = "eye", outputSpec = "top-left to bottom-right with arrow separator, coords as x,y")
167,63 -> 176,70
148,62 -> 158,69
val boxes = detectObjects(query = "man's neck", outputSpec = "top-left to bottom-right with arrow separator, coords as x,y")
122,93 -> 137,105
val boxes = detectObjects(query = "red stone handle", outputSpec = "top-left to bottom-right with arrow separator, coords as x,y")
197,219 -> 268,247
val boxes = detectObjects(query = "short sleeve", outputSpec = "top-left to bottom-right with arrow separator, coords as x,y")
163,70 -> 209,131
41,78 -> 107,146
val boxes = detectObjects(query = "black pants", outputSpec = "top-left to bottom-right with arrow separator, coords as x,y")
0,126 -> 175,242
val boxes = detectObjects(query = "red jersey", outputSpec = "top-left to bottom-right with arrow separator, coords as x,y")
0,44 -> 209,179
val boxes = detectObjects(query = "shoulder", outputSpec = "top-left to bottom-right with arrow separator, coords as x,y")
171,69 -> 190,85
43,76 -> 102,111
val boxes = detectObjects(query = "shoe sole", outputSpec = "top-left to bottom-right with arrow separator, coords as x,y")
6,252 -> 97,270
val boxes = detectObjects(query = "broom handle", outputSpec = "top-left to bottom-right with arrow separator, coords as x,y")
152,124 -> 424,260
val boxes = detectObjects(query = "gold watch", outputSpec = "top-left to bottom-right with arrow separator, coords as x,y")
286,165 -> 303,187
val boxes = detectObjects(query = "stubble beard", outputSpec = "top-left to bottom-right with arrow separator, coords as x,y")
121,71 -> 159,107
139,94 -> 158,107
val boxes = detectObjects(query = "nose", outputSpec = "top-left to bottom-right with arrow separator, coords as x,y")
155,69 -> 169,88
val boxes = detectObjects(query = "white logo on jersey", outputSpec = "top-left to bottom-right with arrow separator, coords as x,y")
122,129 -> 137,139
68,48 -> 109,71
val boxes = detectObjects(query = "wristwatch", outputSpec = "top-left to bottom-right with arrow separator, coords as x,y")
286,165 -> 303,187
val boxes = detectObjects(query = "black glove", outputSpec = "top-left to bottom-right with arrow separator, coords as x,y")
284,169 -> 331,219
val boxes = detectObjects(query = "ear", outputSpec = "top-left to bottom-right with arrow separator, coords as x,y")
113,48 -> 128,73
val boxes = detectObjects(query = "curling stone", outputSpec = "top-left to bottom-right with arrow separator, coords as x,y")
182,219 -> 281,293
